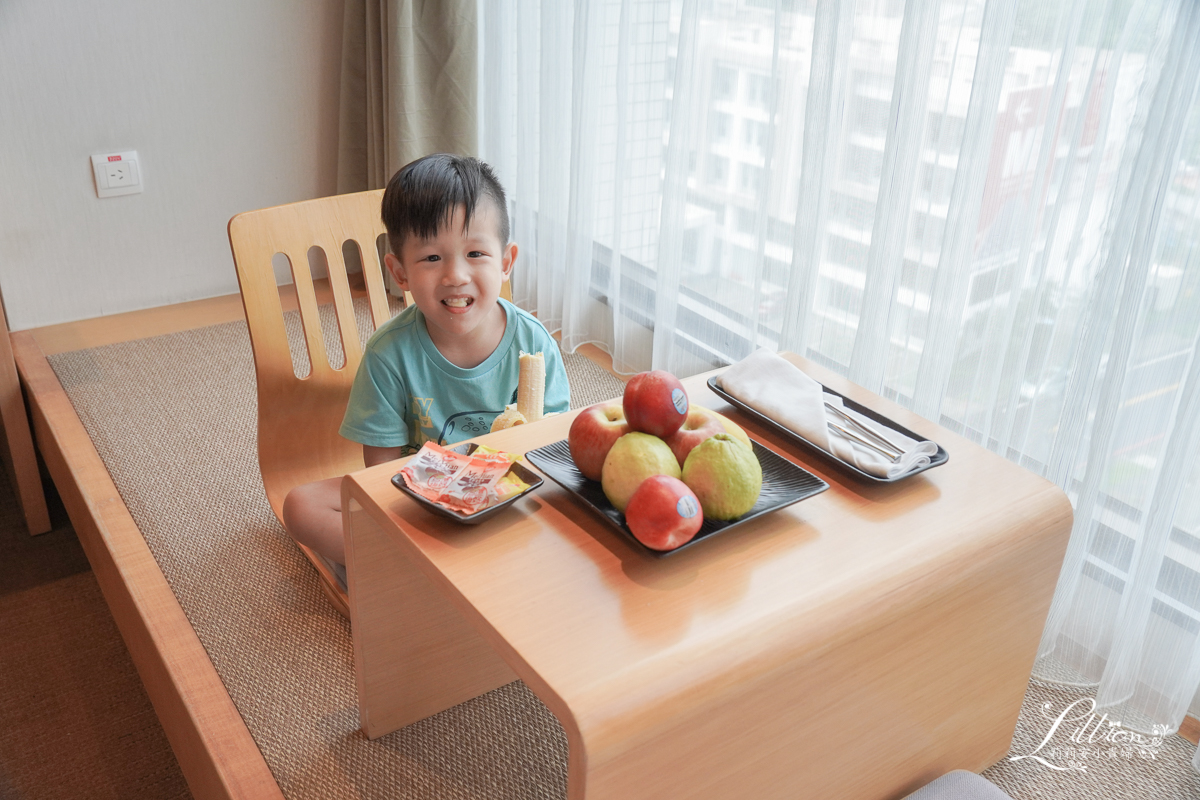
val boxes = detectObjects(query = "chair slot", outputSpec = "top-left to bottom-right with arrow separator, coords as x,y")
286,248 -> 328,379
308,245 -> 348,371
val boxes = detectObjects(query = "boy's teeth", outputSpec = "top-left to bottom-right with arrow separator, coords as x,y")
444,297 -> 472,308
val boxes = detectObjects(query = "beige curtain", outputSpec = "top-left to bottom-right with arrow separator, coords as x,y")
337,0 -> 477,194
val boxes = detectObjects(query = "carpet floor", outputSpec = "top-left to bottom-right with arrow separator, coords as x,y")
32,309 -> 1200,799
0,471 -> 191,799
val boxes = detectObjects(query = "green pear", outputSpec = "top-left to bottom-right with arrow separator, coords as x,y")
681,433 -> 762,520
601,432 -> 681,513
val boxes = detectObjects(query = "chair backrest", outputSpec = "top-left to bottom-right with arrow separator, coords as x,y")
229,189 -> 513,524
229,189 -> 393,522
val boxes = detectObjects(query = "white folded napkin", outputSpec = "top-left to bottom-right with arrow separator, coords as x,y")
716,348 -> 938,479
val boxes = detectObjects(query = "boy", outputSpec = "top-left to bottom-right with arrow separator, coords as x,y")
282,154 -> 570,571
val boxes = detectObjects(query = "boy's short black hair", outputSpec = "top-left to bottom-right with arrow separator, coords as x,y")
381,154 -> 510,256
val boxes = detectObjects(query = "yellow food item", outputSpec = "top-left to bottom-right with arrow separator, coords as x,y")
517,351 -> 545,422
494,470 -> 533,501
681,433 -> 762,520
490,404 -> 527,432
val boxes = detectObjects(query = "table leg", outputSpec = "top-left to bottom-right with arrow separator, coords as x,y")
345,497 -> 517,739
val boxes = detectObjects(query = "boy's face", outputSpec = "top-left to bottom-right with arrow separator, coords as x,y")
385,201 -> 516,348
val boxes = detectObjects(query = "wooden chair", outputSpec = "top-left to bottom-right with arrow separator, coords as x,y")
228,189 -> 511,616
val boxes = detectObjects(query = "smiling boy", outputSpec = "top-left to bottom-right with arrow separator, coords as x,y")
282,154 -> 570,571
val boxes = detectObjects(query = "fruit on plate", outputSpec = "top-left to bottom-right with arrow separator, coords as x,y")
681,433 -> 762,520
568,402 -> 630,481
601,432 -> 681,513
663,404 -> 750,467
709,407 -> 752,450
623,370 -> 690,439
625,475 -> 704,551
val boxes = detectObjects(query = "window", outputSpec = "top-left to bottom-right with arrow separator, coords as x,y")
844,146 -> 884,186
920,164 -> 955,204
968,268 -> 1001,305
712,64 -> 737,101
910,212 -> 946,246
682,228 -> 699,265
746,72 -> 773,110
829,193 -> 875,228
826,234 -> 869,269
743,119 -> 769,152
740,163 -> 765,195
736,206 -> 758,234
768,216 -> 794,245
707,155 -> 729,186
822,278 -> 863,316
709,111 -> 732,142
687,191 -> 725,224
927,113 -> 965,154
850,96 -> 890,136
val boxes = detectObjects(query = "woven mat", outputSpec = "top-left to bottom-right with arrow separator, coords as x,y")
46,308 -> 1200,799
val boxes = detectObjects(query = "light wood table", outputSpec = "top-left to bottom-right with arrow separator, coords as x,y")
343,355 -> 1073,800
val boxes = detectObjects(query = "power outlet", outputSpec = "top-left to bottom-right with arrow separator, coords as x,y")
91,151 -> 143,198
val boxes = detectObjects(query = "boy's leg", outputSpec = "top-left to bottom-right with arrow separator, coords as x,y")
282,477 -> 346,566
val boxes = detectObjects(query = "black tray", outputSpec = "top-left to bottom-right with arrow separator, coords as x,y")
706,375 -> 948,483
392,442 -> 543,524
524,438 -> 827,556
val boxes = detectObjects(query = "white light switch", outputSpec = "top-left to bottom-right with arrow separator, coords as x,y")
91,151 -> 143,198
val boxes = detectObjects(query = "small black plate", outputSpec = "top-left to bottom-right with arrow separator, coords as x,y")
524,438 -> 828,556
392,442 -> 544,525
706,375 -> 949,483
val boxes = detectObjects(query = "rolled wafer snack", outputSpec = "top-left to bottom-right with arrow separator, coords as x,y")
490,351 -> 546,432
517,351 -> 545,422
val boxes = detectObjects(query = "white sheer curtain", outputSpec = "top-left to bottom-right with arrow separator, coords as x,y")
480,0 -> 1200,767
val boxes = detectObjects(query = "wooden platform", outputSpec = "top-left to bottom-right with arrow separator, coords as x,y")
13,294 -> 291,800
10,285 -> 624,800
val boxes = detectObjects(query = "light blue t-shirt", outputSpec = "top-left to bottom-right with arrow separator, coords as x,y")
339,298 -> 570,452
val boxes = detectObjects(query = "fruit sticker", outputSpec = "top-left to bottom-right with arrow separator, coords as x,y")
671,388 -> 688,416
676,495 -> 699,519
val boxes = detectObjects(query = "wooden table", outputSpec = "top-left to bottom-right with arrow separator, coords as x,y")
342,355 -> 1072,800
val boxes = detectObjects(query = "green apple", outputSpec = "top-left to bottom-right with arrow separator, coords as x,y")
681,433 -> 762,520
601,432 -> 681,513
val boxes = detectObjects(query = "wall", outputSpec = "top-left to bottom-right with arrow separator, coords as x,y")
0,0 -> 344,330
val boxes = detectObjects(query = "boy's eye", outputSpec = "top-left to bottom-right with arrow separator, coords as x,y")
468,251 -> 486,258
422,254 -> 441,263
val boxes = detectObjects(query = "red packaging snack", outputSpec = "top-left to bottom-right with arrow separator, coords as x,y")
400,443 -> 475,503
436,453 -> 513,514
400,442 -> 522,515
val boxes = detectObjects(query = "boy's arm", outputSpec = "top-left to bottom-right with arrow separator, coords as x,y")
363,445 -> 404,467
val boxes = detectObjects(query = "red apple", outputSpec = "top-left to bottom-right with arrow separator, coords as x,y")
663,405 -> 727,467
623,370 -> 689,438
568,402 -> 630,481
625,475 -> 704,551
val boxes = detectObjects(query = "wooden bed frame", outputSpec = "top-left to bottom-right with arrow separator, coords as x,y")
12,330 -> 284,800
11,293 -> 290,800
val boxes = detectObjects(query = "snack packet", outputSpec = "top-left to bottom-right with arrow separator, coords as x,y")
400,442 -> 527,515
493,470 -> 534,502
436,452 -> 513,514
400,442 -> 474,503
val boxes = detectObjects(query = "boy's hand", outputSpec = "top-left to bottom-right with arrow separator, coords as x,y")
364,445 -> 404,467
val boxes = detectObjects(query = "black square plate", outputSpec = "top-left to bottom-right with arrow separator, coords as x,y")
392,442 -> 544,524
524,438 -> 828,556
706,375 -> 949,483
